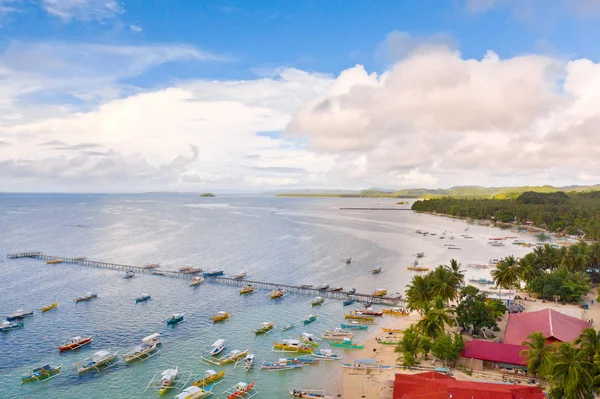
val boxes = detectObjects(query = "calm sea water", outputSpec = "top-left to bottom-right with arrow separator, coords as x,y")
0,194 -> 539,399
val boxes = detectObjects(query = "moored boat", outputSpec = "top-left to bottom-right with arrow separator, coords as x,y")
331,287 -> 343,292
76,350 -> 118,374
340,322 -> 368,330
124,333 -> 161,363
21,364 -> 62,383
135,294 -> 152,303
203,269 -> 224,277
244,353 -> 254,371
272,339 -> 314,353
330,338 -> 364,349
373,288 -> 387,297
220,348 -> 249,365
46,259 -> 63,264
322,329 -> 353,341
192,369 -> 225,387
210,311 -> 229,323
357,308 -> 383,316
144,263 -> 160,269
260,359 -> 303,371
382,327 -> 404,333
224,381 -> 257,399
318,284 -> 329,291
303,314 -> 317,325
209,339 -> 226,356
124,270 -> 135,278
341,358 -> 393,370
371,267 -> 382,274
382,307 -> 410,316
299,333 -> 318,347
416,252 -> 425,258
58,335 -> 93,352
189,277 -> 203,287
41,302 -> 58,313
75,292 -> 97,303
311,349 -> 341,360
311,297 -> 324,306
174,385 -> 214,399
281,323 -> 294,332
152,271 -> 166,276
407,266 -> 430,272
300,284 -> 313,289
343,313 -> 374,321
289,389 -> 333,398
344,258 -> 352,264
167,313 -> 185,326
253,321 -> 274,335
6,309 -> 33,321
240,284 -> 255,294
343,298 -> 355,307
180,266 -> 203,274
347,288 -> 356,294
269,288 -> 285,299
233,271 -> 248,280
157,366 -> 179,395
469,277 -> 494,285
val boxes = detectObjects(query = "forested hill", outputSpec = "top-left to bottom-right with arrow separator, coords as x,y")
411,191 -> 600,239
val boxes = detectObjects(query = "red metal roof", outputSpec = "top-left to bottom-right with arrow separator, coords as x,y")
394,371 -> 546,399
461,340 -> 527,366
503,308 -> 590,345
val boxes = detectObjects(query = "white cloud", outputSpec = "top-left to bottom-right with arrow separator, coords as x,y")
129,24 -> 142,33
42,0 -> 124,22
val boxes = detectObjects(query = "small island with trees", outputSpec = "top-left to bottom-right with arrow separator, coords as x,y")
200,193 -> 215,197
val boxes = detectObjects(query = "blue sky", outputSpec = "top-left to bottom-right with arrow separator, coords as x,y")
2,0 -> 600,192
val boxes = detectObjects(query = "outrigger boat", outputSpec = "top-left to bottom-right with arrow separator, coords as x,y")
272,339 -> 314,353
21,364 -> 62,383
240,284 -> 255,294
124,270 -> 135,278
124,333 -> 161,363
260,359 -> 303,371
233,271 -> 248,280
290,389 -> 333,399
281,323 -> 294,332
300,284 -> 313,289
41,302 -> 58,313
371,267 -> 382,274
189,277 -> 203,287
46,259 -> 63,264
322,329 -> 353,341
347,288 -> 356,295
382,327 -> 404,333
209,339 -> 226,356
75,292 -> 97,303
407,266 -> 430,272
286,356 -> 320,365
167,313 -> 185,326
180,266 -> 203,274
341,358 -> 393,370
157,367 -> 179,395
311,349 -> 341,360
318,284 -> 329,291
330,338 -> 364,349
6,309 -> 33,321
344,258 -> 352,264
356,308 -> 383,316
382,307 -> 410,316
341,322 -> 368,330
75,350 -> 119,374
299,333 -> 319,347
416,252 -> 425,258
203,269 -> 224,277
269,288 -> 285,299
303,314 -> 317,325
331,287 -> 343,292
192,369 -> 225,387
253,322 -> 274,335
224,381 -> 258,399
373,288 -> 387,297
174,385 -> 215,399
244,353 -> 254,371
211,311 -> 229,323
136,294 -> 152,303
144,263 -> 160,269
220,349 -> 250,365
59,335 -> 92,352
469,277 -> 494,285
152,271 -> 166,276
344,313 -> 374,321
343,298 -> 355,307
311,297 -> 324,306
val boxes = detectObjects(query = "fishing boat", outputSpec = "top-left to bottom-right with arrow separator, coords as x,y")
469,277 -> 494,285
341,358 -> 393,370
322,329 -> 353,341
136,294 -> 152,303
124,270 -> 135,278
203,269 -> 224,277
382,327 -> 404,333
342,298 -> 355,307
211,311 -> 229,323
311,349 -> 341,360
21,364 -> 62,383
6,309 -> 33,321
75,292 -> 97,303
373,288 -> 387,297
286,356 -> 320,365
233,271 -> 248,280
467,263 -> 489,269
311,297 -> 325,306
343,313 -> 374,321
281,323 -> 294,332
46,259 -> 63,264
253,321 -> 274,335
272,339 -> 314,353
260,359 -> 303,371
299,333 -> 319,347
224,381 -> 257,399
157,367 -> 179,395
488,241 -> 505,247
193,369 -> 225,387
340,322 -> 368,330
189,277 -> 203,287
58,335 -> 93,352
358,308 -> 383,316
220,348 -> 249,365
124,333 -> 161,363
407,266 -> 430,272
209,339 -> 226,356
240,284 -> 255,294
41,302 -> 58,313
416,252 -> 425,258
180,266 -> 203,274
167,313 -> 185,326
344,258 -> 352,264
244,353 -> 254,371
371,267 -> 382,274
152,271 -> 166,276
331,287 -> 343,292
269,288 -> 285,299
144,263 -> 160,269
76,350 -> 119,374
290,389 -> 333,398
300,284 -> 313,289
330,338 -> 364,349
347,288 -> 356,294
318,284 -> 329,291
303,314 -> 317,325
382,307 -> 409,316
174,385 -> 214,399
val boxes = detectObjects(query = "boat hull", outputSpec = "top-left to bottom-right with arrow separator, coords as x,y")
58,336 -> 92,352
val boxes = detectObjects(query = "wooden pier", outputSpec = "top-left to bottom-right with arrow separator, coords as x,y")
7,252 -> 404,305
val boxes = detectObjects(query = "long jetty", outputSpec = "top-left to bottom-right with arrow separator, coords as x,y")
7,252 -> 404,305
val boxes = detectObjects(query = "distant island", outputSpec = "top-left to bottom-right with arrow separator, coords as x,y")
200,193 -> 215,197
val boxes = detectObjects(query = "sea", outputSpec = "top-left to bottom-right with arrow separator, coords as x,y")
0,194 -> 542,399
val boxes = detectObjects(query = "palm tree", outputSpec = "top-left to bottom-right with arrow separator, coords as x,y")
566,241 -> 591,272
491,256 -> 520,292
406,275 -> 432,313
416,297 -> 453,340
429,266 -> 459,303
445,258 -> 465,287
395,326 -> 420,367
548,342 -> 594,399
518,254 -> 541,282
575,328 -> 600,366
520,332 -> 555,377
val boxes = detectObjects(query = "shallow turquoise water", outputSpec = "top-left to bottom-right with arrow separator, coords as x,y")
0,194 -> 538,398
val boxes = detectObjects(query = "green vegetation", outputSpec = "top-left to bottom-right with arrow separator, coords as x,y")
200,193 -> 215,197
412,191 -> 600,239
455,286 -> 505,336
431,332 -> 465,367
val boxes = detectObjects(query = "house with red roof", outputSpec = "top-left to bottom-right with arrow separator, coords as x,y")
503,308 -> 590,345
460,340 -> 527,368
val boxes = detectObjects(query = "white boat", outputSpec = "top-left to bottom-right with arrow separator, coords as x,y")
174,385 -> 214,399
124,333 -> 161,363
233,271 -> 248,280
322,329 -> 353,341
189,277 -> 203,287
158,367 -> 179,395
311,349 -> 341,360
289,389 -> 333,399
244,353 -> 254,371
124,270 -> 135,279
210,339 -> 226,356
76,350 -> 119,374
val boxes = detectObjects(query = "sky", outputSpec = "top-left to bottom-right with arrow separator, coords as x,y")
2,0 -> 600,192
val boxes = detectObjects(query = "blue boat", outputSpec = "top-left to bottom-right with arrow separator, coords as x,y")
343,298 -> 355,307
347,288 -> 356,295
135,294 -> 151,303
340,323 -> 368,330
166,313 -> 184,326
203,270 -> 224,277
0,320 -> 24,331
6,309 -> 33,321
303,314 -> 317,325
21,364 -> 62,383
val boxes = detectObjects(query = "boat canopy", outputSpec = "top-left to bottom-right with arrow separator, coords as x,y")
283,339 -> 300,345
142,333 -> 160,343
161,368 -> 178,379
205,369 -> 217,376
301,333 -> 315,339
92,350 -> 110,361
354,358 -> 376,365
72,336 -> 82,341
212,339 -> 225,347
235,382 -> 249,389
261,322 -> 271,326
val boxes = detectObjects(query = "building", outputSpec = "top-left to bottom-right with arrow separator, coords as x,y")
393,371 -> 545,399
503,308 -> 590,345
458,340 -> 527,371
